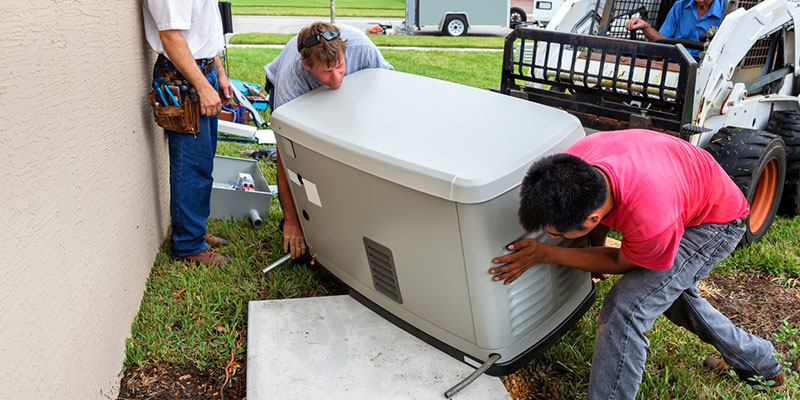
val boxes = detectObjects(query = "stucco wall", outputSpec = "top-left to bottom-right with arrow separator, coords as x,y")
0,1 -> 169,398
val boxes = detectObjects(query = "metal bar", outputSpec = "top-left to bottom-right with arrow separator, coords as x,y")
500,30 -> 518,94
262,253 -> 292,274
444,354 -> 502,398
543,40 -> 551,82
555,40 -> 565,89
745,66 -> 792,93
611,48 -> 622,95
569,41 -> 578,85
519,89 -> 683,132
643,54 -> 653,96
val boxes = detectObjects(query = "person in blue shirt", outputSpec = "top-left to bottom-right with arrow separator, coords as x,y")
625,0 -> 724,60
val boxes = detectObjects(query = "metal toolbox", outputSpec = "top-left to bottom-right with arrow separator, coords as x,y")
210,155 -> 272,227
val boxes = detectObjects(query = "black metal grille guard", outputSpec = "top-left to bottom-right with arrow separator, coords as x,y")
500,27 -> 697,135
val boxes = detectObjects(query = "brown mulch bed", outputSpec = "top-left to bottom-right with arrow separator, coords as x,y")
118,365 -> 244,400
701,272 -> 800,359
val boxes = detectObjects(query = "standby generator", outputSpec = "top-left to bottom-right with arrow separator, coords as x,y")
270,68 -> 595,375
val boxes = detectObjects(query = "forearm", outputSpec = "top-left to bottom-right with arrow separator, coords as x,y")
540,244 -> 637,275
159,30 -> 215,92
642,27 -> 666,42
214,56 -> 227,80
276,152 -> 300,224
214,56 -> 228,82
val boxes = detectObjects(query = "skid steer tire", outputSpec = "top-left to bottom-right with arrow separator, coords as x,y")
705,127 -> 787,245
766,110 -> 800,215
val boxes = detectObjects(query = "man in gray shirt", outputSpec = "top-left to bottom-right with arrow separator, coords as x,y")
264,22 -> 394,260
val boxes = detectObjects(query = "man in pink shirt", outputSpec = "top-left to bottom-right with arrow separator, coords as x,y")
490,130 -> 783,398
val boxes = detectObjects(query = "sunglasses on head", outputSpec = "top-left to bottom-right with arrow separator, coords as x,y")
299,29 -> 340,50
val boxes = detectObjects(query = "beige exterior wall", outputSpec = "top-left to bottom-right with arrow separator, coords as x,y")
0,1 -> 169,398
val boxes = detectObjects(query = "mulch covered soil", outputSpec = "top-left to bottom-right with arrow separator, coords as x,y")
701,272 -> 800,358
117,365 -> 244,400
118,272 -> 799,400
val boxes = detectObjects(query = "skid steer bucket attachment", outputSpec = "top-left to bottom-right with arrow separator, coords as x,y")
501,27 -> 697,136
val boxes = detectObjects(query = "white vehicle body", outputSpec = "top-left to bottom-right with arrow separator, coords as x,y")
530,0 -> 569,25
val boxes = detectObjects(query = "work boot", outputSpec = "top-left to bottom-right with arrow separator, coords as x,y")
703,357 -> 785,390
179,248 -> 231,267
204,232 -> 229,248
703,357 -> 728,372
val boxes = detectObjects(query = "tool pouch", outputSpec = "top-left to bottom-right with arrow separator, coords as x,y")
149,90 -> 200,134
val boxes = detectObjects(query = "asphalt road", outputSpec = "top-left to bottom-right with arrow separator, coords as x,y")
232,15 -> 512,37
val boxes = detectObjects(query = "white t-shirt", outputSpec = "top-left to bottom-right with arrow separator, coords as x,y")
142,0 -> 224,60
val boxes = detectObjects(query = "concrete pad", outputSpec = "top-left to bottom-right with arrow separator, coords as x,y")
247,295 -> 511,400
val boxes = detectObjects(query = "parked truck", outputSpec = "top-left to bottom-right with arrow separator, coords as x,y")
500,0 -> 800,244
510,0 -> 569,27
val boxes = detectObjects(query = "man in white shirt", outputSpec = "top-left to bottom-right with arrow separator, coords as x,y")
143,0 -> 235,266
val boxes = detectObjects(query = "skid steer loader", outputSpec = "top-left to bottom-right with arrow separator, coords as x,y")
500,0 -> 800,244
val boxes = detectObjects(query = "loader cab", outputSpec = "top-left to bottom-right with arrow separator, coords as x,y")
585,0 -> 786,94
591,0 -> 679,40
720,0 -> 789,96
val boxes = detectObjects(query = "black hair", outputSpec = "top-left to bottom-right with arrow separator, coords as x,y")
518,153 -> 607,233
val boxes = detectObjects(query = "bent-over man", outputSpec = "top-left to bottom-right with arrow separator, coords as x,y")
264,22 -> 394,260
490,129 -> 783,399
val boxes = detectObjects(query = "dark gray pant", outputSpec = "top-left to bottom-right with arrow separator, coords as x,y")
588,219 -> 781,400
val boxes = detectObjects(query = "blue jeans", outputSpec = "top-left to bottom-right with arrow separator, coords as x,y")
153,59 -> 218,258
588,219 -> 781,399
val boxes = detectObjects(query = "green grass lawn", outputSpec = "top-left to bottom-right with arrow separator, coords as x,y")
124,46 -> 800,399
230,0 -> 404,17
718,215 -> 800,277
222,47 -> 503,90
231,32 -> 506,49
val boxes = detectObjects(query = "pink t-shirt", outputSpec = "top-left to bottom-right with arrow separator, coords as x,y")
565,130 -> 749,270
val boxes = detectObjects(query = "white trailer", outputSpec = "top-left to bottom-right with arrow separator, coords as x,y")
400,0 -> 511,36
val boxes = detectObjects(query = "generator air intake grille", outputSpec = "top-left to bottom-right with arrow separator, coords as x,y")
363,237 -> 403,304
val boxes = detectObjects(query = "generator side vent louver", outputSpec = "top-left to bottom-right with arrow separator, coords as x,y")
363,237 -> 403,304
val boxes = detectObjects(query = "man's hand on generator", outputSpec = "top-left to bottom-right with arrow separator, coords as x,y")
489,238 -> 546,285
283,220 -> 307,259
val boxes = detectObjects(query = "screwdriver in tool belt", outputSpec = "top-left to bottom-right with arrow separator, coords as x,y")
153,82 -> 168,106
163,83 -> 178,106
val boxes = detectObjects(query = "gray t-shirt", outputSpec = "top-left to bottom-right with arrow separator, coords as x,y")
264,23 -> 394,109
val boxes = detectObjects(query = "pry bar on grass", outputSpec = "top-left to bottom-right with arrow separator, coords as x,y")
262,253 -> 292,274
